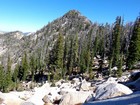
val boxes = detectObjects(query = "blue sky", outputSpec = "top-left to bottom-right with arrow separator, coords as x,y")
0,0 -> 139,32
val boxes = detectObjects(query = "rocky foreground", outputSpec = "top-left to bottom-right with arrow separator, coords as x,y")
0,71 -> 140,105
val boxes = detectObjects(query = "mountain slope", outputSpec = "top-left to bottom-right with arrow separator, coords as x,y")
0,10 -> 95,69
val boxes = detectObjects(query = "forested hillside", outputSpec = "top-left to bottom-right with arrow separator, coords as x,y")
0,10 -> 140,92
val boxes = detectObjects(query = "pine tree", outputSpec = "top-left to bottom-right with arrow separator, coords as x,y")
109,57 -> 113,76
117,54 -> 123,77
93,35 -> 99,57
30,55 -> 36,81
127,16 -> 140,69
63,36 -> 69,76
56,33 -> 64,68
55,33 -> 64,79
21,52 -> 29,81
4,55 -> 12,92
79,42 -> 87,73
0,64 -> 4,91
111,16 -> 122,66
12,63 -> 20,90
86,29 -> 93,73
12,63 -> 19,83
97,26 -> 105,58
73,33 -> 79,68
68,36 -> 74,75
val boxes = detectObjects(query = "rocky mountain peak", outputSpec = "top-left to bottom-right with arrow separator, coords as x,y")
36,10 -> 92,38
0,10 -> 94,69
62,10 -> 91,24
63,10 -> 81,18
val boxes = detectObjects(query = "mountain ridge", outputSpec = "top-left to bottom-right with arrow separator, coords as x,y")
0,10 -> 94,69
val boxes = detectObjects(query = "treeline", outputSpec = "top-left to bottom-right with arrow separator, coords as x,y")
0,16 -> 139,92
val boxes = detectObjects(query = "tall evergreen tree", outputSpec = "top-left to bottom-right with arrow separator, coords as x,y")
12,63 -> 19,83
54,33 -> 64,78
21,52 -> 29,81
98,26 -> 105,58
4,55 -> 12,92
63,36 -> 70,77
73,33 -> 79,67
111,16 -> 122,66
127,16 -> 140,69
30,55 -> 36,81
56,33 -> 64,68
68,36 -> 74,75
86,29 -> 93,73
93,34 -> 99,57
0,64 -> 4,91
79,41 -> 87,73
117,54 -> 123,77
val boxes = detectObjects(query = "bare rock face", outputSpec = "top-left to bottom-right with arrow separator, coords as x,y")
95,82 -> 133,100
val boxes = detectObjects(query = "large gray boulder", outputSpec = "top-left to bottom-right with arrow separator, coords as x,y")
59,91 -> 92,105
95,82 -> 133,100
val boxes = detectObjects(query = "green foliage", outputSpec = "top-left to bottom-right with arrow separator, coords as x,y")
117,55 -> 123,77
30,55 -> 36,81
73,33 -> 79,67
68,36 -> 74,75
56,33 -> 64,68
50,33 -> 64,79
98,37 -> 105,58
109,57 -> 113,76
21,52 -> 29,81
4,55 -> 12,92
63,36 -> 69,76
86,29 -> 92,73
127,17 -> 140,69
93,35 -> 99,57
47,73 -> 51,82
0,64 -> 4,91
111,16 -> 122,66
0,13 -> 140,89
12,63 -> 19,82
97,26 -> 105,58
66,34 -> 79,75
79,43 -> 87,73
